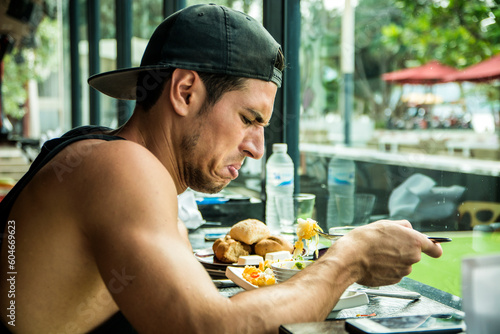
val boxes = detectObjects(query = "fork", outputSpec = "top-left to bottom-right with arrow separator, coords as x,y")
315,228 -> 451,243
314,228 -> 346,240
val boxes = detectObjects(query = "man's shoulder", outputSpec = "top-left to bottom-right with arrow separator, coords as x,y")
88,139 -> 167,181
48,138 -> 173,196
52,138 -> 158,174
69,137 -> 154,162
50,139 -> 178,227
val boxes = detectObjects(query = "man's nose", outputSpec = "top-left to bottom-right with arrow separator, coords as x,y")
242,126 -> 265,160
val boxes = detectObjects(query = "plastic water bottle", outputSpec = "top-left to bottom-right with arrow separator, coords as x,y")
266,143 -> 294,234
327,158 -> 355,229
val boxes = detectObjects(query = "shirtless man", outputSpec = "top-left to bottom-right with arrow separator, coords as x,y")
0,4 -> 442,333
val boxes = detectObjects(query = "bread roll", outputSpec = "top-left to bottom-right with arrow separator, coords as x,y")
212,235 -> 251,263
254,235 -> 293,257
229,219 -> 270,245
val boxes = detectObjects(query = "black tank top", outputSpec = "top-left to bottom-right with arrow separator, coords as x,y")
0,126 -> 137,333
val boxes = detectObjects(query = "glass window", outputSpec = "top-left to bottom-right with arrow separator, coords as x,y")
1,1 -> 64,139
299,0 -> 500,297
81,0 -> 165,129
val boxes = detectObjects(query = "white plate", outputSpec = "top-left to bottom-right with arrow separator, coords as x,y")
331,290 -> 369,311
225,266 -> 259,290
225,266 -> 369,311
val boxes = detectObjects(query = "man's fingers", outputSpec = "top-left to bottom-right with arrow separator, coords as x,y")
373,219 -> 413,229
394,219 -> 413,229
389,221 -> 444,259
420,235 -> 443,258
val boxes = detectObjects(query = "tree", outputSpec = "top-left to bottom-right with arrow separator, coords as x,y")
299,0 -> 499,124
379,0 -> 500,128
2,1 -> 58,126
381,0 -> 500,69
300,0 -> 403,120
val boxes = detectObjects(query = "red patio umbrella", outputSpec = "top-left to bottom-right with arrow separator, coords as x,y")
382,60 -> 459,85
444,54 -> 500,82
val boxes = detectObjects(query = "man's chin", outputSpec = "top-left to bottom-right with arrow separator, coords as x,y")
191,180 -> 230,194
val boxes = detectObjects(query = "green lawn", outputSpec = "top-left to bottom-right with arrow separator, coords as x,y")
408,231 -> 500,297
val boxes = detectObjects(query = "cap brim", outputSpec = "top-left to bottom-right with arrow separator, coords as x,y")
89,62 -> 281,100
88,65 -> 172,100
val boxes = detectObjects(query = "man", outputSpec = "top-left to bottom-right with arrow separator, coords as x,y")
0,4 -> 442,333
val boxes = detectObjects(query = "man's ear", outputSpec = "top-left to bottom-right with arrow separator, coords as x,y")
169,69 -> 205,116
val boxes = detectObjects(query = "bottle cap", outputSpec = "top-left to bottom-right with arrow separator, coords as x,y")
272,143 -> 287,153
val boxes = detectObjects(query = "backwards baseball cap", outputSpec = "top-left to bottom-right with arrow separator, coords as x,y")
88,3 -> 282,100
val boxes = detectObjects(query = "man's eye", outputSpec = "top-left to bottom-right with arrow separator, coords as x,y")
241,116 -> 252,125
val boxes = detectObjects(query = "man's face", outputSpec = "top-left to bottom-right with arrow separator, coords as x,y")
180,78 -> 277,194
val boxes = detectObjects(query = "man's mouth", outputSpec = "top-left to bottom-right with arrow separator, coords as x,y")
227,164 -> 241,179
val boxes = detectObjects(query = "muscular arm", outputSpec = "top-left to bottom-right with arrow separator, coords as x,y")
76,141 -> 442,333
177,217 -> 191,252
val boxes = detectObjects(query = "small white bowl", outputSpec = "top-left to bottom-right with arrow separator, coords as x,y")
271,260 -> 315,283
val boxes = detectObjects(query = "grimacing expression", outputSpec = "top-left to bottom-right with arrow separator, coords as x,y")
180,100 -> 222,193
180,78 -> 277,194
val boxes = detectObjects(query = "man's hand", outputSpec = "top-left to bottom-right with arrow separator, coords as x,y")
331,220 -> 443,287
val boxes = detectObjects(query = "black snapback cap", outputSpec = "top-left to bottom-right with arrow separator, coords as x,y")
88,3 -> 282,100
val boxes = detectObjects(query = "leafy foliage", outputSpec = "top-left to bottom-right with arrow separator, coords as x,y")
382,0 -> 500,69
3,17 -> 59,119
300,0 -> 499,121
